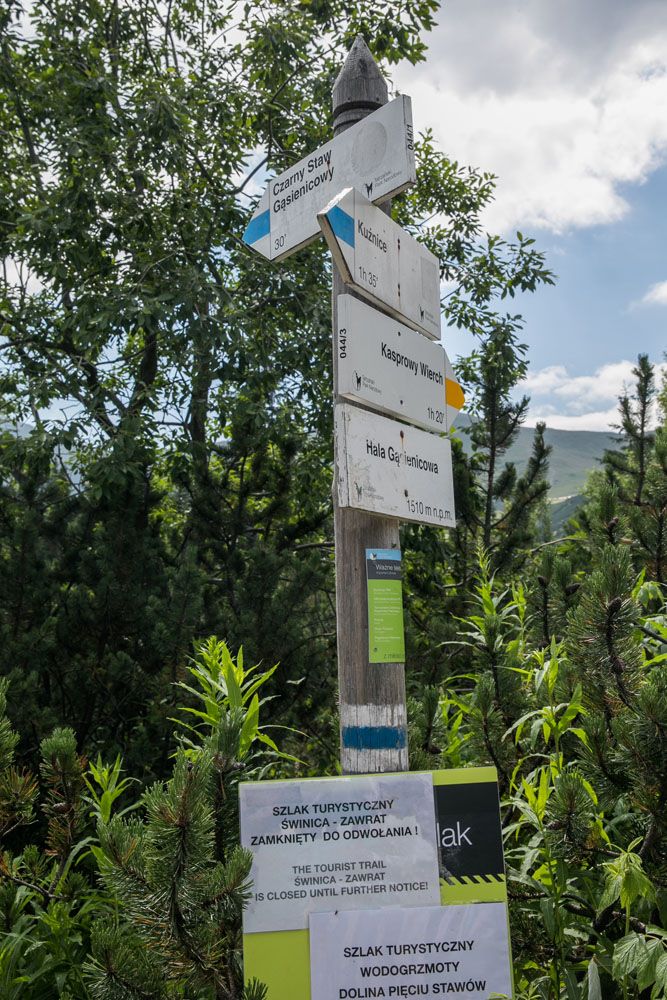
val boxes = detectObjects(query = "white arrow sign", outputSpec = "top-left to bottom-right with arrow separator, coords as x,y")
336,403 -> 455,528
337,295 -> 464,433
319,187 -> 441,340
242,96 -> 415,262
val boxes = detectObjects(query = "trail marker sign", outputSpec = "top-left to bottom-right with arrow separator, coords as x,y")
337,294 -> 464,433
318,186 -> 441,340
242,96 -> 415,261
335,402 -> 455,528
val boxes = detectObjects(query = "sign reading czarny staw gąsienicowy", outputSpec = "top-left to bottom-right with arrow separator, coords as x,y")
242,96 -> 415,261
337,294 -> 464,434
240,768 -> 511,1000
318,186 -> 442,340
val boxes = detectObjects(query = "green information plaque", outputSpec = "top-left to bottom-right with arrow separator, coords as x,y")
366,547 -> 405,663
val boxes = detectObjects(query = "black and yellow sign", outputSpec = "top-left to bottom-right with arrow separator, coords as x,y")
433,773 -> 506,904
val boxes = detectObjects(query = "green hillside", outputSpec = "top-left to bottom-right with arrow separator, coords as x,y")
507,426 -> 619,498
455,418 -> 620,499
549,493 -> 585,535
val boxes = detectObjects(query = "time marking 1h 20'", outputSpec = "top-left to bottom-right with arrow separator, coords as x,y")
426,406 -> 445,425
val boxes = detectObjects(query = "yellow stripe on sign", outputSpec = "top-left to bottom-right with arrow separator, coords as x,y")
432,766 -> 498,786
445,377 -> 465,411
439,877 -> 507,906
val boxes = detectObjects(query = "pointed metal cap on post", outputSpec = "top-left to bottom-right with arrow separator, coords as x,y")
333,35 -> 388,135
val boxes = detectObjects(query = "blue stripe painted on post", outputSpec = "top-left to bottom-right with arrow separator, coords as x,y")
327,205 -> 355,248
243,210 -> 270,245
342,726 -> 407,750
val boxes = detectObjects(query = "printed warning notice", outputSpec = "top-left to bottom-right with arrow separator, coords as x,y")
239,773 -> 439,933
309,903 -> 513,1000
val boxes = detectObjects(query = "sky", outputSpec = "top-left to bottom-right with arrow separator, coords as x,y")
394,0 -> 667,430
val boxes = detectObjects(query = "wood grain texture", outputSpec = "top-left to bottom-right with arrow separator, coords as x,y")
332,37 -> 408,774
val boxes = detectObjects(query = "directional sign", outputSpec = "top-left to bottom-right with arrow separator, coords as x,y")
335,403 -> 455,528
243,96 -> 415,262
319,187 -> 441,340
337,295 -> 464,433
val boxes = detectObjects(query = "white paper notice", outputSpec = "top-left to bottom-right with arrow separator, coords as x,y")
309,903 -> 513,1000
240,773 -> 440,934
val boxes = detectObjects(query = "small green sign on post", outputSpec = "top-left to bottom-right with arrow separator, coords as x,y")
366,547 -> 405,663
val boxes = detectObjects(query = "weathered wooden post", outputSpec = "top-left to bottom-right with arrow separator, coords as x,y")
242,36 -> 458,777
331,37 -> 408,775
238,48 -> 512,1000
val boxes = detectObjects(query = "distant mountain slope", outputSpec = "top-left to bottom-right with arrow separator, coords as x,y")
454,418 -> 620,499
549,494 -> 586,535
506,427 -> 619,499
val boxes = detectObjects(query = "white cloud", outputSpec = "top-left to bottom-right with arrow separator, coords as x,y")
394,0 -> 667,234
526,406 -> 621,432
523,360 -> 637,404
522,359 -> 667,430
641,280 -> 667,306
520,365 -> 569,395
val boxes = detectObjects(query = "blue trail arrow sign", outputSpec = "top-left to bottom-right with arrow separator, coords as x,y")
242,96 -> 415,262
318,187 -> 441,340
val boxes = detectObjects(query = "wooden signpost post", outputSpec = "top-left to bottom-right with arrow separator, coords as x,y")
238,39 -> 516,1000
330,39 -> 413,775
242,35 -> 463,775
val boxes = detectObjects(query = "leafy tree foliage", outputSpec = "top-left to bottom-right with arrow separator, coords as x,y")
0,640 -> 281,998
568,356 -> 667,588
0,0 -> 553,772
2,2 -> 665,998
0,681 -> 102,998
425,545 -> 667,998
84,640 -> 282,999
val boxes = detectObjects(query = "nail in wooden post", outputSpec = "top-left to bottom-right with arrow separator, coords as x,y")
332,37 -> 408,775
